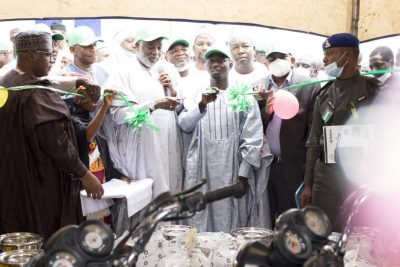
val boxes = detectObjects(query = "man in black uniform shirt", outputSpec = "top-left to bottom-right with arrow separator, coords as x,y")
301,33 -> 380,230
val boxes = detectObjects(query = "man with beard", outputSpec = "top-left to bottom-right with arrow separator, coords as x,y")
0,31 -> 103,240
259,48 -> 319,227
178,47 -> 263,232
104,30 -> 183,198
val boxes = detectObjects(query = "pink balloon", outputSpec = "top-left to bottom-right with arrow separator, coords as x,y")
273,90 -> 299,119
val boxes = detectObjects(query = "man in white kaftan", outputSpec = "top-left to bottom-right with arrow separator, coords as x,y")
104,31 -> 183,198
228,33 -> 272,229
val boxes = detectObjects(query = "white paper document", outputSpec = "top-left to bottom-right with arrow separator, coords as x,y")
323,125 -> 375,164
80,178 -> 153,217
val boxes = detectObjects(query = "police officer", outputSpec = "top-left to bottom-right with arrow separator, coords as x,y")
300,33 -> 380,230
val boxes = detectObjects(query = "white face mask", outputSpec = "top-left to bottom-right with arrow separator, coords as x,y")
377,73 -> 391,84
269,58 -> 292,77
324,51 -> 348,78
294,67 -> 311,77
175,63 -> 190,72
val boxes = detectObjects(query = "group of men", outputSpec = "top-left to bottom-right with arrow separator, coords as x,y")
0,22 -> 397,242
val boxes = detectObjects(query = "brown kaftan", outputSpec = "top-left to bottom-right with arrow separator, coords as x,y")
0,70 -> 87,240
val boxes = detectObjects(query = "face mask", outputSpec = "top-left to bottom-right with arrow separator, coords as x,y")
175,63 -> 190,72
121,48 -> 135,58
377,73 -> 391,84
324,51 -> 348,78
294,67 -> 311,77
269,58 -> 291,77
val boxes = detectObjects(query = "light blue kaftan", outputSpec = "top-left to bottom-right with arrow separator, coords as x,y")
178,91 -> 263,232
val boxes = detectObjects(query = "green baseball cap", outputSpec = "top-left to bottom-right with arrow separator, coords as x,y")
167,39 -> 189,51
135,29 -> 168,43
205,46 -> 230,60
67,26 -> 103,47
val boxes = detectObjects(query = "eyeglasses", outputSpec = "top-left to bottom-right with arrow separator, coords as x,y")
35,50 -> 53,57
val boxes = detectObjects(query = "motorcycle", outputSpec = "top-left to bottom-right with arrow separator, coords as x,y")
28,179 -> 247,267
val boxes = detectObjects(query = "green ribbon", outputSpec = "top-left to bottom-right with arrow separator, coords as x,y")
0,84 -> 85,97
361,68 -> 400,76
0,84 -> 159,131
228,83 -> 254,112
225,68 -> 400,113
0,84 -> 118,99
284,68 -> 400,91
118,92 -> 159,132
285,78 -> 334,90
4,68 -> 399,116
205,87 -> 217,94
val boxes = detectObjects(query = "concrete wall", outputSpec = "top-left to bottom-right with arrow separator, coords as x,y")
1,0 -> 398,40
359,0 -> 400,40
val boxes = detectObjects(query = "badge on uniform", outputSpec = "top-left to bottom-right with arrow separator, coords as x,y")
321,100 -> 335,123
349,102 -> 359,120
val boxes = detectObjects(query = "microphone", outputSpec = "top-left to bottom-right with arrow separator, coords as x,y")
157,66 -> 169,96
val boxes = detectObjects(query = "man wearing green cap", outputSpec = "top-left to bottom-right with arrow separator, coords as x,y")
166,39 -> 191,78
178,47 -> 263,232
166,38 -> 209,173
301,33 -> 380,230
104,30 -> 183,198
166,38 -> 211,112
63,26 -> 108,86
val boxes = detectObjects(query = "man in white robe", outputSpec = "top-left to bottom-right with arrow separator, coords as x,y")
228,32 -> 272,229
104,30 -> 183,198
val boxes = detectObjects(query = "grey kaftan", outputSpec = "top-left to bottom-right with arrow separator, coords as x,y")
178,91 -> 263,232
